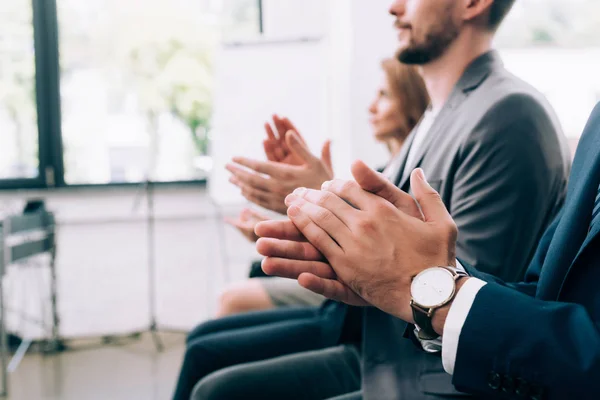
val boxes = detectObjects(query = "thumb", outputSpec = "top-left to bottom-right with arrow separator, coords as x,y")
410,168 -> 450,223
351,160 -> 421,219
320,140 -> 333,170
286,130 -> 316,164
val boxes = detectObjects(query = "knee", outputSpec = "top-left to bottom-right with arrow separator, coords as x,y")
217,280 -> 271,317
217,285 -> 245,317
186,321 -> 213,344
183,339 -> 210,363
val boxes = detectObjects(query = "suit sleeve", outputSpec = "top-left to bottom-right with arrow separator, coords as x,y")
450,93 -> 565,282
462,208 -> 564,297
451,282 -> 600,399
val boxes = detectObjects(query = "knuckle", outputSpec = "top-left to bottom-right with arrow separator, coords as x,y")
356,218 -> 375,233
373,199 -> 394,216
438,220 -> 457,243
316,191 -> 335,207
314,208 -> 334,224
428,191 -> 443,203
282,170 -> 295,180
339,180 -> 357,194
446,220 -> 458,240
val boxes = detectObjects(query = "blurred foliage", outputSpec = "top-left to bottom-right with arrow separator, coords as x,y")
59,0 -> 218,155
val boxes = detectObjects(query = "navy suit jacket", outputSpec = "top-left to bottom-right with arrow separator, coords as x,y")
455,103 -> 600,399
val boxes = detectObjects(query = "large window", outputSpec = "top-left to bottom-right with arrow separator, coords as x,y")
0,0 -> 262,189
0,1 -> 39,181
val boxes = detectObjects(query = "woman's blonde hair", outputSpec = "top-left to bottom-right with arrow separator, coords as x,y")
381,58 -> 430,135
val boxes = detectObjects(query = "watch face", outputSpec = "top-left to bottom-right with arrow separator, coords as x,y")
411,267 -> 455,308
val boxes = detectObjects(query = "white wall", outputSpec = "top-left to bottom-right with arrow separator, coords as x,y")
262,0 -> 327,38
326,0 -> 400,178
0,0 -> 408,339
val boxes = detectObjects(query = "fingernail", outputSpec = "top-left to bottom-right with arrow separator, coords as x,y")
285,194 -> 298,206
293,187 -> 307,196
416,168 -> 426,182
321,181 -> 332,190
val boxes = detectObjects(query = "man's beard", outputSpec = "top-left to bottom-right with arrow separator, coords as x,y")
396,22 -> 459,65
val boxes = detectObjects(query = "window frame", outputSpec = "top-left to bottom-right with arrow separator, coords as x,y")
0,0 -> 263,191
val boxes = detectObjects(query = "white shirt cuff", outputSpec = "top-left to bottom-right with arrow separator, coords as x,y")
441,277 -> 487,375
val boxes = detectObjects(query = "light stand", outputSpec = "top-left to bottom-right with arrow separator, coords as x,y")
132,179 -> 187,352
142,179 -> 162,351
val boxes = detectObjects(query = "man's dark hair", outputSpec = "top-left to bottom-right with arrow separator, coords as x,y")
488,0 -> 516,31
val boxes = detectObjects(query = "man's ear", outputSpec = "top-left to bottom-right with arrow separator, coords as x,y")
462,0 -> 494,25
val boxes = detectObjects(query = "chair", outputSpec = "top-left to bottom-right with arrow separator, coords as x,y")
0,210 -> 59,397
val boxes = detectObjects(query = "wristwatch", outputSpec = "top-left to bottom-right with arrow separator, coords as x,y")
410,266 -> 468,340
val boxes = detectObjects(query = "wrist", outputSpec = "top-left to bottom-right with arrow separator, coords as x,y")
432,277 -> 469,335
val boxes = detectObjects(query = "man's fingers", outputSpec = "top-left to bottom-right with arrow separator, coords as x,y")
255,220 -> 306,241
256,238 -> 324,261
286,188 -> 357,228
318,179 -> 370,210
286,196 -> 352,247
298,274 -> 368,306
410,169 -> 452,224
351,160 -> 422,220
230,157 -> 292,180
261,258 -> 336,280
287,202 -> 342,260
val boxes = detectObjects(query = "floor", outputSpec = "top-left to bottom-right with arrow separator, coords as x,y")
5,333 -> 186,400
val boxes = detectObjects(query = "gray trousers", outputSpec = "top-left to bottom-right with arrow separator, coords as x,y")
191,345 -> 362,400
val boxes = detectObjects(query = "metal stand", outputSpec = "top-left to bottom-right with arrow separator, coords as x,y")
143,180 -> 163,351
133,180 -> 187,352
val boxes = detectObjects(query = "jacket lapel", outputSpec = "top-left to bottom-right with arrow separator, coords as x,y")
396,51 -> 499,190
536,114 -> 600,299
557,165 -> 600,295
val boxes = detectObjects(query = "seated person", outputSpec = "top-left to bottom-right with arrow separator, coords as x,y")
218,59 -> 430,317
179,0 -> 572,399
259,102 -> 600,398
172,60 -> 429,400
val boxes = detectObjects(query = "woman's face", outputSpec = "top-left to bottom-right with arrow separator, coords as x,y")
368,76 -> 409,142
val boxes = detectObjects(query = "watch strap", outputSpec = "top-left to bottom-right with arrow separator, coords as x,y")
411,302 -> 439,340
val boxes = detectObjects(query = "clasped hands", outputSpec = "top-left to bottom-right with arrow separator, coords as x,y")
255,160 -> 459,326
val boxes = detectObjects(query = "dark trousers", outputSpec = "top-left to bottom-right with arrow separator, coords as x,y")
191,345 -> 362,400
173,306 -> 335,400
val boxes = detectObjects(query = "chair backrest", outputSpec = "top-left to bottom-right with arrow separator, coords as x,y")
0,211 -> 55,276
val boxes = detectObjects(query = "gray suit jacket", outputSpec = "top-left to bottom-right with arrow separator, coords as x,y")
362,51 -> 571,399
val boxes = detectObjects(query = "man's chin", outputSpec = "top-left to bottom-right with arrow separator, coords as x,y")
396,48 -> 433,65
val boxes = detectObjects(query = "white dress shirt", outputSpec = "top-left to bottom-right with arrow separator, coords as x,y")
441,277 -> 487,374
401,107 -> 440,183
